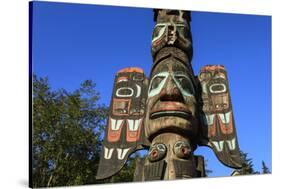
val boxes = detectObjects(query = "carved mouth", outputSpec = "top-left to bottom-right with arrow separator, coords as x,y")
150,102 -> 192,119
150,110 -> 192,119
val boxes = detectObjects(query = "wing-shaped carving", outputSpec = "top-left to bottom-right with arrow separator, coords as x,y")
96,67 -> 149,180
197,65 -> 242,168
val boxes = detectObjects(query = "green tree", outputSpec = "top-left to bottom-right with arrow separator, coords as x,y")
236,151 -> 259,175
32,75 -> 108,187
261,161 -> 271,174
109,154 -> 139,183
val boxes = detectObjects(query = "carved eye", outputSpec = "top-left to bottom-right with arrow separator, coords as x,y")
176,25 -> 188,38
173,141 -> 192,159
116,87 -> 134,97
148,143 -> 167,162
157,144 -> 166,152
148,75 -> 167,97
199,72 -> 211,80
174,76 -> 194,95
150,76 -> 165,91
209,83 -> 227,94
152,25 -> 166,40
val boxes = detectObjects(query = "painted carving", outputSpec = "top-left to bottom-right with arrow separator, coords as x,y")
148,143 -> 167,162
96,67 -> 148,180
126,118 -> 143,142
104,147 -> 114,160
173,141 -> 192,159
96,9 -> 242,181
107,118 -> 124,142
117,148 -> 131,160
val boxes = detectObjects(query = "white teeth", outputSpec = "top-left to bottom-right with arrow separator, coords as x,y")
212,141 -> 224,152
127,119 -> 142,131
117,148 -> 131,160
104,147 -> 114,159
110,118 -> 123,130
135,84 -> 141,98
226,138 -> 236,150
218,112 -> 231,124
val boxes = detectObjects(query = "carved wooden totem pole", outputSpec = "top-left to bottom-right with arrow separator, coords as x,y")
96,9 -> 242,181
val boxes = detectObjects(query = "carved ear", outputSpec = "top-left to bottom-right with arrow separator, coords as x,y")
197,65 -> 242,169
96,67 -> 150,180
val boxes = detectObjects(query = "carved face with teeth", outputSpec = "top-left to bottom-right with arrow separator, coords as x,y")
145,58 -> 198,140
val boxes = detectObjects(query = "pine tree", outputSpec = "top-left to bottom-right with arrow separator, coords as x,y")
236,151 -> 259,175
261,161 -> 271,174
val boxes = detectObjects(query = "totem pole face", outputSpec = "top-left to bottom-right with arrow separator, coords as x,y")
145,58 -> 198,140
151,9 -> 192,60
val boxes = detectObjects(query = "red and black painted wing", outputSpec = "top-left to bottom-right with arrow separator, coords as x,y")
197,65 -> 242,168
96,67 -> 149,179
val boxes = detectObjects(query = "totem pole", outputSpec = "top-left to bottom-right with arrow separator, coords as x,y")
96,9 -> 242,181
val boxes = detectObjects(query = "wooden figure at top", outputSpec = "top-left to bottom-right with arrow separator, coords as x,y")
96,9 -> 242,181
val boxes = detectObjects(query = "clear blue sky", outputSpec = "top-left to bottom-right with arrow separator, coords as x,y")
32,1 -> 272,177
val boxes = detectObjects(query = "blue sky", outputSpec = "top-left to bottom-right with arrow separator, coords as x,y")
32,1 -> 272,177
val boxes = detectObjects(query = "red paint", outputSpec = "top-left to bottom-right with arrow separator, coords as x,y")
117,76 -> 128,83
126,119 -> 143,142
117,67 -> 144,74
208,116 -> 216,138
218,112 -> 234,135
151,150 -> 158,158
182,147 -> 189,155
200,65 -> 225,72
107,119 -> 124,142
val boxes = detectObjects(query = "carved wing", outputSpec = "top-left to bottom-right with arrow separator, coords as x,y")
96,67 -> 149,179
197,65 -> 242,168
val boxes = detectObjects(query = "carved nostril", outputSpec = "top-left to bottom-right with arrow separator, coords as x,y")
172,87 -> 180,95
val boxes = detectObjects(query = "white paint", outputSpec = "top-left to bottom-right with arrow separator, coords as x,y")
172,74 -> 195,96
201,82 -> 207,94
212,141 -> 224,152
116,87 -> 134,97
226,138 -> 236,150
152,24 -> 166,43
218,112 -> 231,124
127,119 -> 142,131
205,114 -> 215,125
209,83 -> 227,94
148,72 -> 168,97
117,78 -> 128,83
110,118 -> 123,130
117,148 -> 131,160
135,84 -> 141,98
104,147 -> 114,159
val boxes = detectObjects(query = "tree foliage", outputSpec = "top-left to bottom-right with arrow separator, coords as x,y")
261,161 -> 271,174
108,154 -> 140,183
32,75 -> 108,187
235,151 -> 259,175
